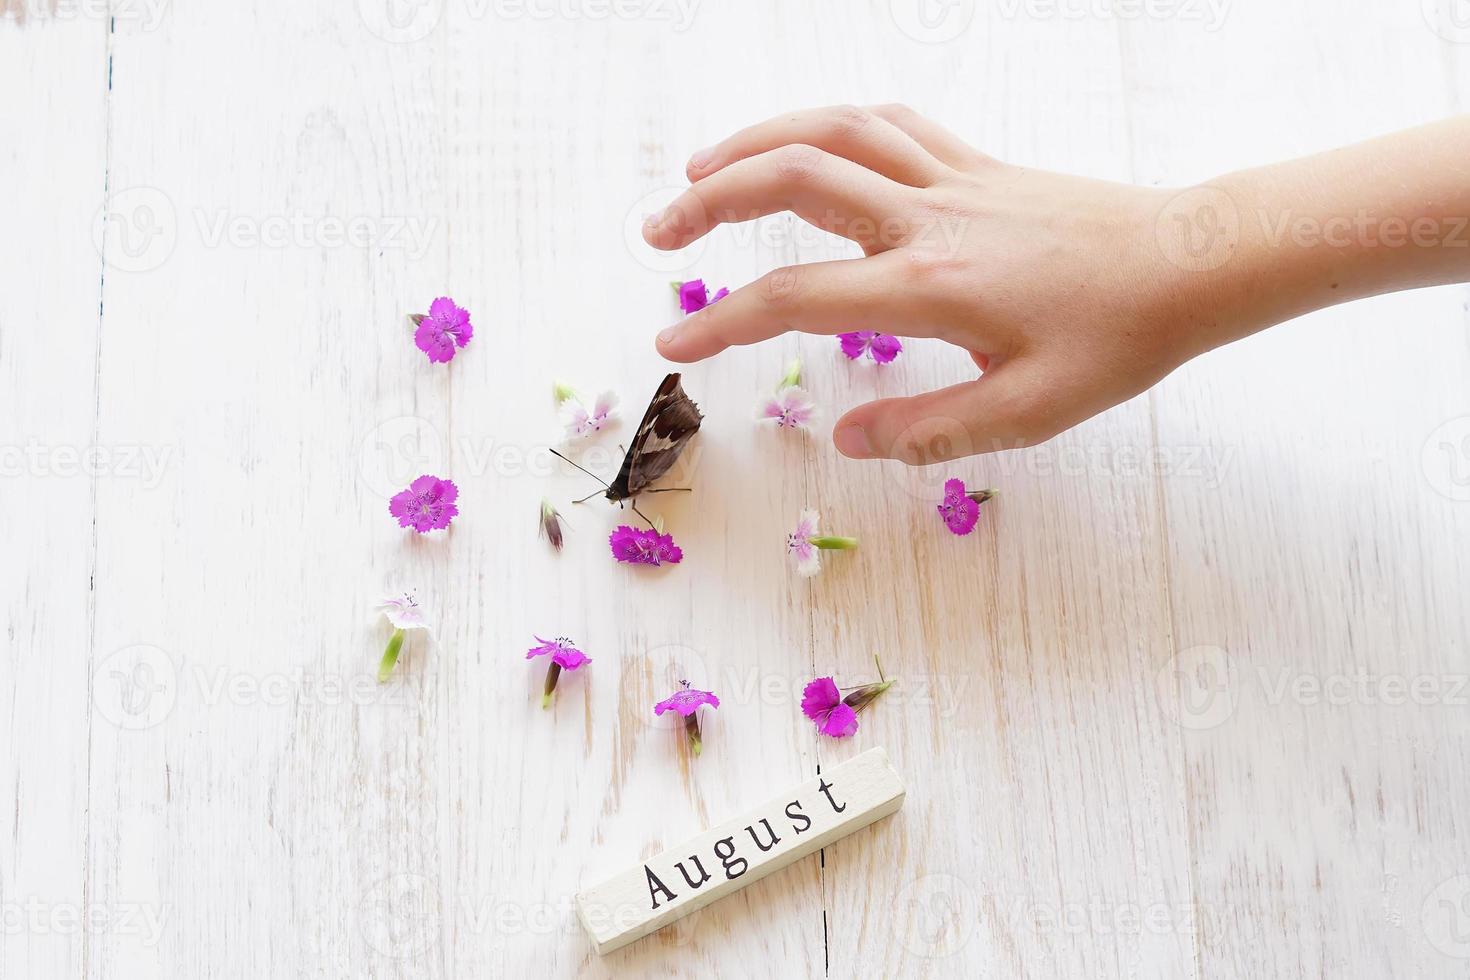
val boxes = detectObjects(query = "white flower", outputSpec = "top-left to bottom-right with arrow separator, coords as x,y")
786,509 -> 822,577
785,508 -> 858,577
560,390 -> 620,439
375,592 -> 432,634
757,385 -> 818,430
757,361 -> 816,431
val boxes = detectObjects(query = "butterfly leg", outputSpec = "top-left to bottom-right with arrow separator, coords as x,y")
645,488 -> 692,493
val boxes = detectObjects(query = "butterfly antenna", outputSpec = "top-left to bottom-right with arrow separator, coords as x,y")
548,448 -> 610,489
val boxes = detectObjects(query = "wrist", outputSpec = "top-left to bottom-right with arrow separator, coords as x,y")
1148,170 -> 1325,360
1167,122 -> 1470,354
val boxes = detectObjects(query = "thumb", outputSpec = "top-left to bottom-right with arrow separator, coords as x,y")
832,364 -> 1052,464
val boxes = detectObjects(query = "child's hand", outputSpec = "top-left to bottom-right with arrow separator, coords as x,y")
645,105 -> 1470,464
643,104 -> 1210,464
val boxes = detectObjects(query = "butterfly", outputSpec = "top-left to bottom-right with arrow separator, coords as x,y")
550,373 -> 703,523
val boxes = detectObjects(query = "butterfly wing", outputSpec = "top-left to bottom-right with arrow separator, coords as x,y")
608,373 -> 703,499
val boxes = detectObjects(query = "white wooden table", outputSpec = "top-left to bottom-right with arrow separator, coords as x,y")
4,1 -> 1470,976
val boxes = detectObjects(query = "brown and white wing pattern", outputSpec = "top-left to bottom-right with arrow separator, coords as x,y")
608,373 -> 703,499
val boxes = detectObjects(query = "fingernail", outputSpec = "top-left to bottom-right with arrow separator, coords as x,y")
689,146 -> 715,170
834,424 -> 872,458
643,208 -> 665,230
657,324 -> 680,346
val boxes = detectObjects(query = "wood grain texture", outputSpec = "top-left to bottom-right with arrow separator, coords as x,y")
1,1 -> 1467,977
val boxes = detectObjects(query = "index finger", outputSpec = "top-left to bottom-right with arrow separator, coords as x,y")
655,250 -> 975,363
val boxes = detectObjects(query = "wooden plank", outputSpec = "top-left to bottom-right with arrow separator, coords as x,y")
806,13 -> 1201,980
85,4 -> 450,978
0,12 -> 108,980
437,8 -> 828,975
1120,2 -> 1470,976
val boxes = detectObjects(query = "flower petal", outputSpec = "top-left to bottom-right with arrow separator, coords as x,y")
592,390 -> 619,420
817,702 -> 859,738
553,648 -> 591,671
801,677 -> 842,719
869,334 -> 903,363
678,279 -> 709,313
415,321 -> 456,363
837,331 -> 869,360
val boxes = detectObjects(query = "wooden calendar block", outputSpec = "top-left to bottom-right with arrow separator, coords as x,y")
575,747 -> 906,955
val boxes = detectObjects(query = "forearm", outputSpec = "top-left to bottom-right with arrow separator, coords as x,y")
1186,116 -> 1470,354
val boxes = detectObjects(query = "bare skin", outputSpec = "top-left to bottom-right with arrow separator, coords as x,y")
644,105 -> 1470,464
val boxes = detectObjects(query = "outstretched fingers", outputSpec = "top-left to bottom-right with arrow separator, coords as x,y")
644,144 -> 922,253
655,251 -> 973,363
684,104 -> 954,188
865,103 -> 992,173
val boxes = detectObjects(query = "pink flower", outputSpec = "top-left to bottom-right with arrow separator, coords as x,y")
937,478 -> 996,536
654,680 -> 720,756
800,660 -> 893,739
389,475 -> 459,533
412,297 -> 473,363
673,279 -> 729,314
610,524 -> 683,565
527,636 -> 590,709
786,509 -> 856,577
838,331 -> 902,363
527,636 -> 590,670
800,677 -> 858,737
560,390 -> 620,439
653,681 -> 720,717
758,385 -> 818,430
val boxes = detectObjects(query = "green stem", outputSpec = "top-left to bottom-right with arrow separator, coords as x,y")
810,536 -> 859,551
377,628 -> 405,684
